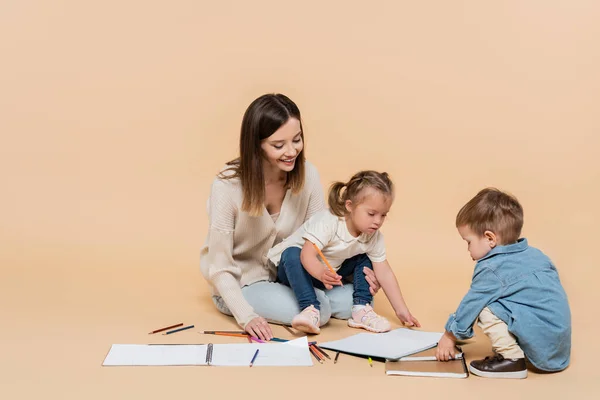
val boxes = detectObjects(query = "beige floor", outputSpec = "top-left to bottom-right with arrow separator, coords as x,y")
1,252 -> 593,400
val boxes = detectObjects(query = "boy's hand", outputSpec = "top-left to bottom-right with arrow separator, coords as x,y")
436,331 -> 457,361
396,309 -> 421,328
320,269 -> 342,289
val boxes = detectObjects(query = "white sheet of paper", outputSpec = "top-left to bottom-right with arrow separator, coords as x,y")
319,329 -> 443,360
102,337 -> 312,367
211,336 -> 312,366
103,344 -> 208,366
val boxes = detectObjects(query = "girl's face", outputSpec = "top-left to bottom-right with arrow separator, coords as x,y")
260,118 -> 303,174
345,188 -> 392,237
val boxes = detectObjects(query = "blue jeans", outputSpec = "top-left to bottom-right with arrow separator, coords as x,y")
277,246 -> 373,310
212,282 -> 355,326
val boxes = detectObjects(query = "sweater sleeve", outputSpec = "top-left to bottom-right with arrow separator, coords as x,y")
305,162 -> 326,221
204,179 -> 259,327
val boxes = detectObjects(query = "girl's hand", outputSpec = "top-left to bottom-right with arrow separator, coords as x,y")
396,309 -> 421,327
436,332 -> 457,361
321,269 -> 342,289
363,267 -> 381,295
244,317 -> 273,341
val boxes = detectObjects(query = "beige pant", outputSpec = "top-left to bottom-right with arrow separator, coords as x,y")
477,307 -> 525,359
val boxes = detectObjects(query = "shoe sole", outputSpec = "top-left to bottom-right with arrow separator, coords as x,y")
347,319 -> 390,333
469,365 -> 528,379
292,321 -> 320,334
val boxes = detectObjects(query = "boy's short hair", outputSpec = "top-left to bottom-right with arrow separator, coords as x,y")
456,188 -> 524,244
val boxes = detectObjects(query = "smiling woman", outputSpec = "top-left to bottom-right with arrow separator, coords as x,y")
199,94 -> 382,340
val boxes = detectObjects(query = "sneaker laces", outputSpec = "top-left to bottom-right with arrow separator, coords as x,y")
360,307 -> 386,327
483,354 -> 505,364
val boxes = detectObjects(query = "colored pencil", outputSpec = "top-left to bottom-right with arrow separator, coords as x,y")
269,337 -> 288,342
214,332 -> 249,338
311,242 -> 343,287
308,346 -> 323,363
163,325 -> 194,335
201,330 -> 246,334
311,345 -> 326,360
368,357 -> 373,367
148,323 -> 183,334
282,325 -> 295,335
251,337 -> 266,343
334,352 -> 340,364
250,349 -> 259,367
313,344 -> 331,359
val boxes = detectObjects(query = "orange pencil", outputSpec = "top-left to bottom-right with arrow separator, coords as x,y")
214,332 -> 249,338
310,344 -> 326,361
309,346 -> 323,364
311,242 -> 343,287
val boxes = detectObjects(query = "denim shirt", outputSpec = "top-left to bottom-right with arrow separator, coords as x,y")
444,238 -> 571,371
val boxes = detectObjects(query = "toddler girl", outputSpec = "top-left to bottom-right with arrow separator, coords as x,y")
268,170 -> 420,334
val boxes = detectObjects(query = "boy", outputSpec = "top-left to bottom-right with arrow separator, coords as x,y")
436,188 -> 571,379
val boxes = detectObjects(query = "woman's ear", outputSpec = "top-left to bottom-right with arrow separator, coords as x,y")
484,230 -> 498,248
345,200 -> 353,213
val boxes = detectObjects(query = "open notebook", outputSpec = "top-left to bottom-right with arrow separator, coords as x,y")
102,336 -> 312,367
385,347 -> 468,378
319,329 -> 443,361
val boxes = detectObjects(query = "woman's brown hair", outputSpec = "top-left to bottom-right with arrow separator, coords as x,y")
219,94 -> 305,216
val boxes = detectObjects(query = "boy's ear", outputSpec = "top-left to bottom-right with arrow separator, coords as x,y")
484,230 -> 497,248
345,200 -> 353,213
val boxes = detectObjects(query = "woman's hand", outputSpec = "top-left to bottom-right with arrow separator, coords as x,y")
363,267 -> 381,295
245,317 -> 273,341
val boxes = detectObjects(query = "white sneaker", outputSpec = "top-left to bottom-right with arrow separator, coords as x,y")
347,304 -> 391,333
291,305 -> 321,334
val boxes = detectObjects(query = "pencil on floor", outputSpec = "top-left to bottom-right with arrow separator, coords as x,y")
310,345 -> 326,361
163,325 -> 195,335
334,352 -> 340,364
310,242 -> 343,287
313,344 -> 331,359
148,323 -> 183,334
309,346 -> 323,363
214,332 -> 249,338
282,325 -> 295,335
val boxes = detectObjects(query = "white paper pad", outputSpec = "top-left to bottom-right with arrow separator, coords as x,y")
102,336 -> 313,367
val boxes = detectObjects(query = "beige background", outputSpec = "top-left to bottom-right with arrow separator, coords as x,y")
1,1 -> 598,398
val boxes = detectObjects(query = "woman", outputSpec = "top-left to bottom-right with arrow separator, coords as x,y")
200,93 -> 380,340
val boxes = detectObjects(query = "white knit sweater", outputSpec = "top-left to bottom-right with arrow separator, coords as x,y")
200,160 -> 325,327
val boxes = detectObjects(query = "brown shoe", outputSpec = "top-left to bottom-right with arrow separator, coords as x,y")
469,354 -> 528,379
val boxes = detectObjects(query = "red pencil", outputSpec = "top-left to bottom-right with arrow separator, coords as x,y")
148,323 -> 184,334
309,346 -> 323,363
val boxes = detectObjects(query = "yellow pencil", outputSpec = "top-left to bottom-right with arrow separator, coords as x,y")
368,357 -> 373,367
311,242 -> 343,287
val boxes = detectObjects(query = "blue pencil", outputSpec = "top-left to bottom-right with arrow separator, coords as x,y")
250,349 -> 260,367
269,337 -> 288,342
163,325 -> 195,335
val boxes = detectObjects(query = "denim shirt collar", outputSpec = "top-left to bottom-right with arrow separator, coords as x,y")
478,238 -> 529,262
